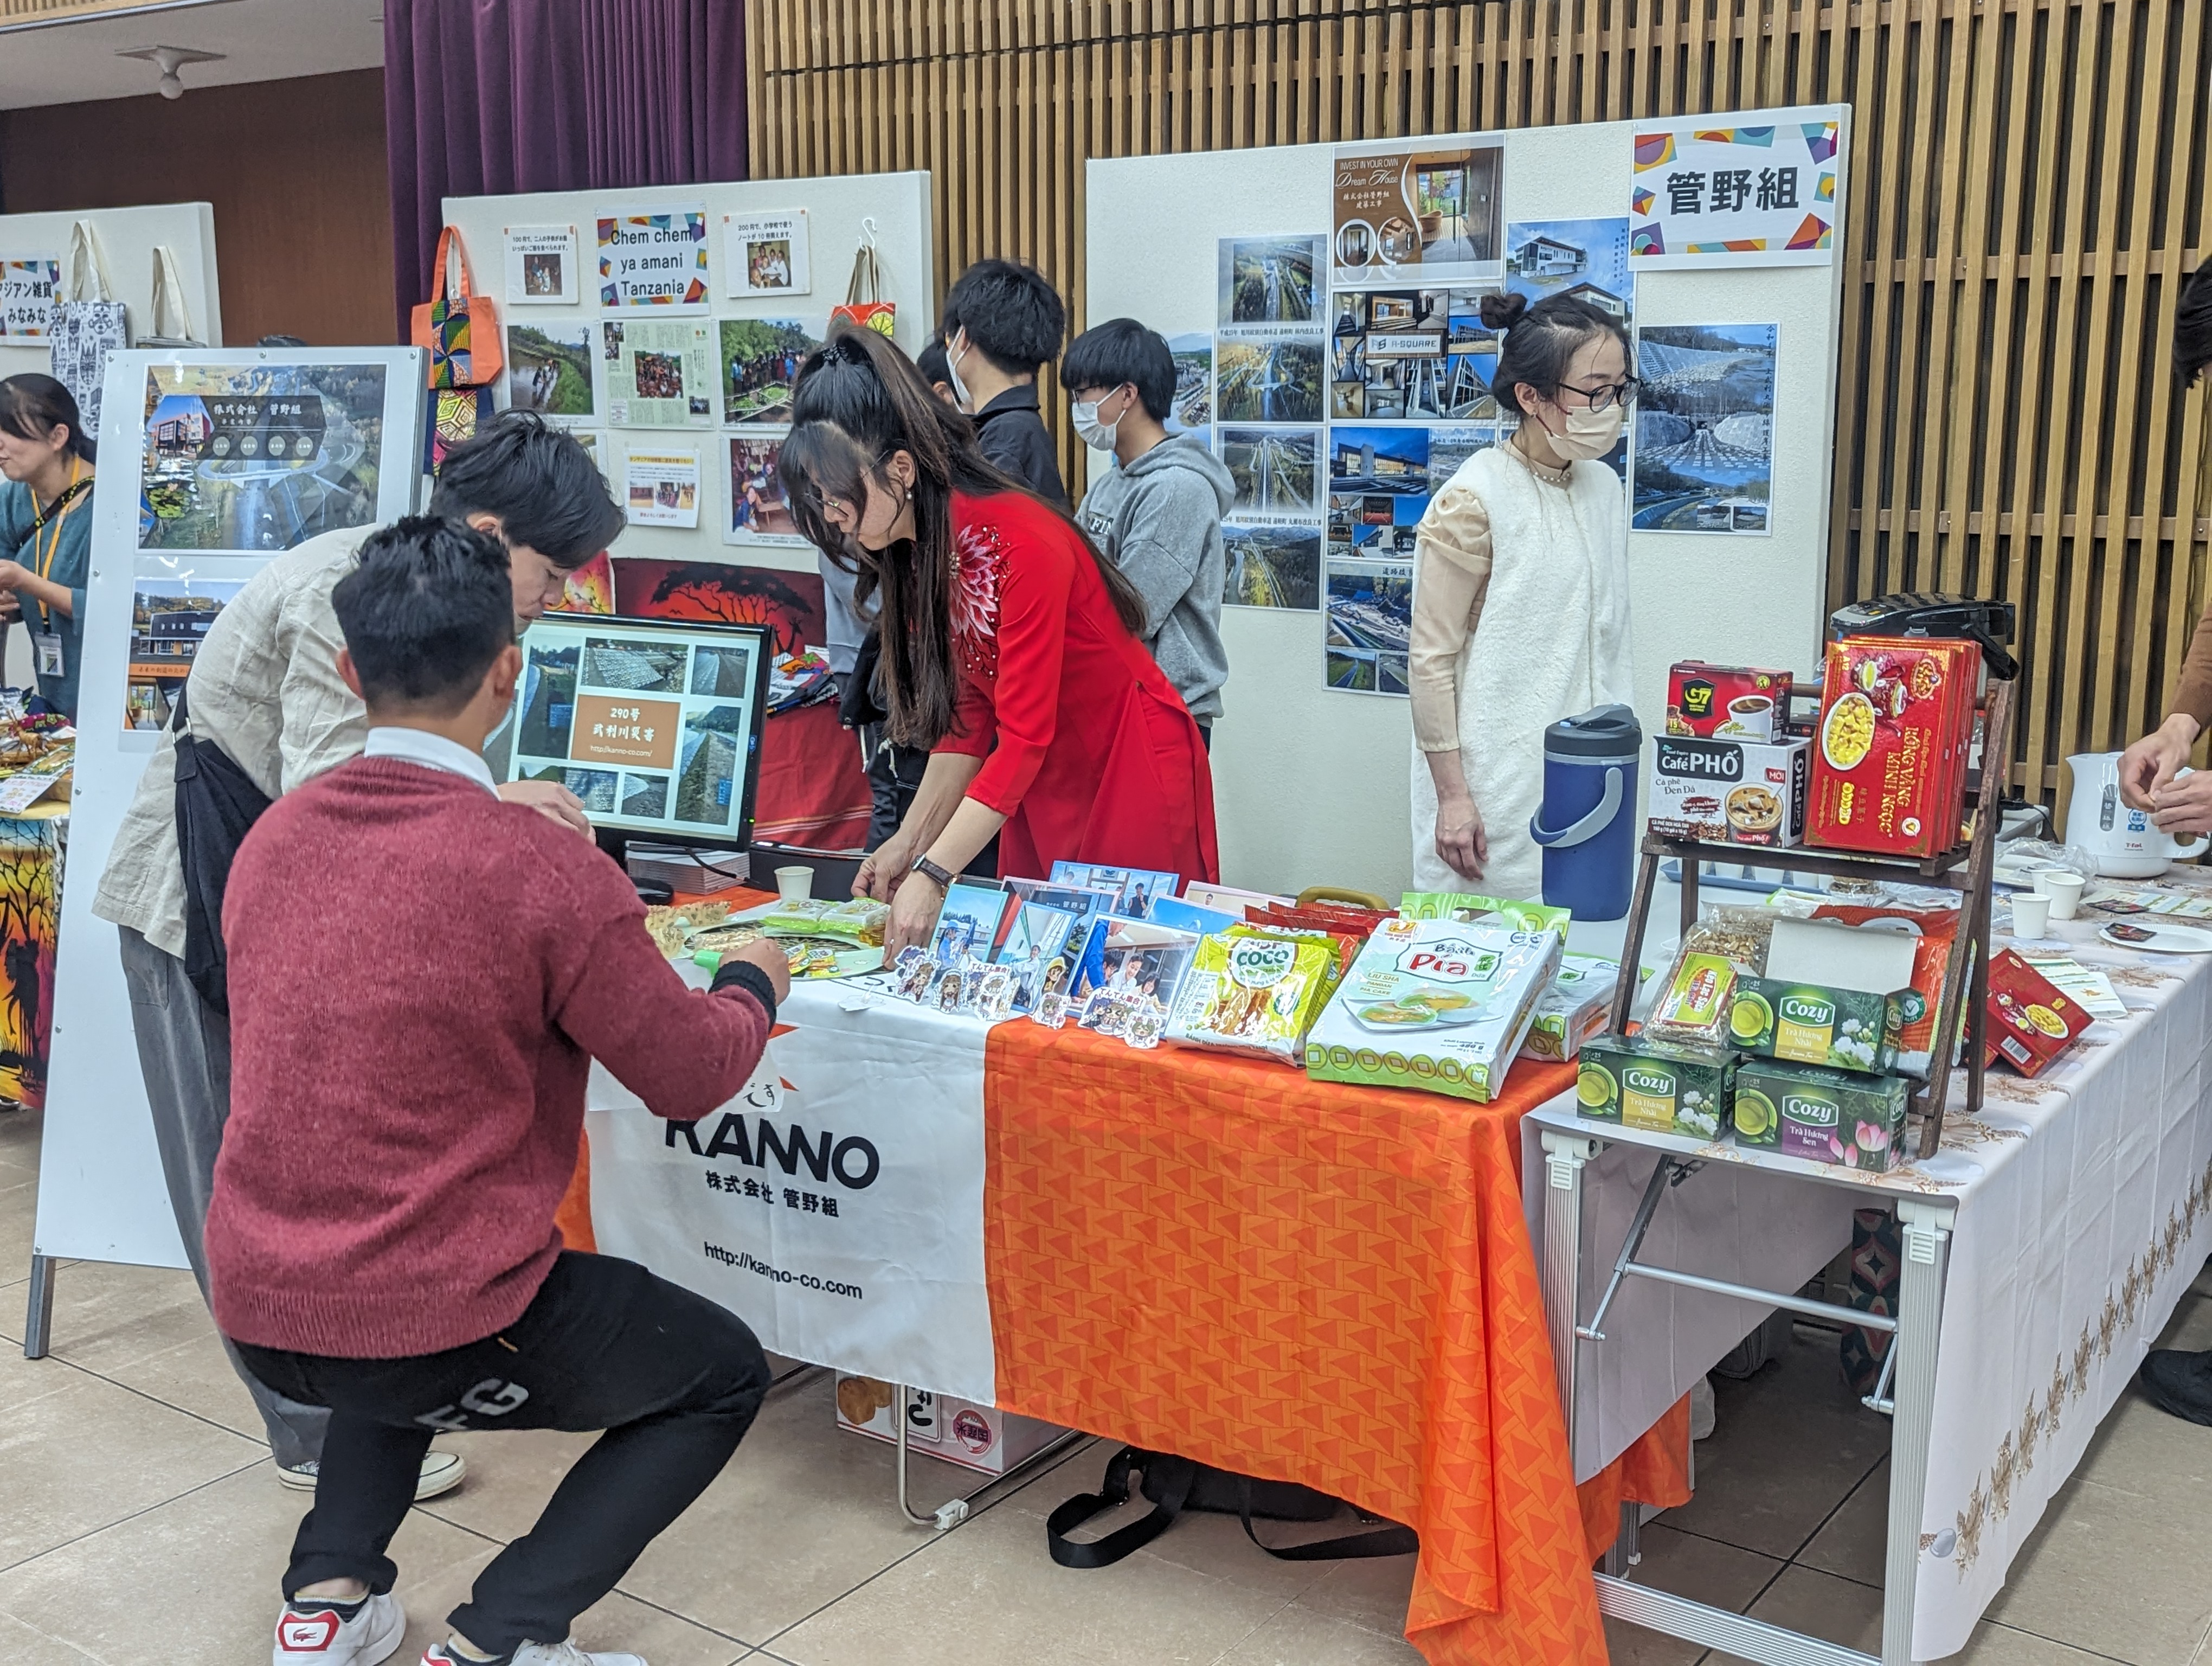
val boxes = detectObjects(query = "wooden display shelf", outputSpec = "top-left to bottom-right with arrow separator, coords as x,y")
1606,676 -> 2016,1160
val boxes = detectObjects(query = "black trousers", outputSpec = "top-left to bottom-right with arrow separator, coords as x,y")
235,1252 -> 769,1656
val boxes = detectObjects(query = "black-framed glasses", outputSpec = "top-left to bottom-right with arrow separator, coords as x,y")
1558,375 -> 1642,413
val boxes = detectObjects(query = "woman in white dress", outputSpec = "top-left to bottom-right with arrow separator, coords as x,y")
1409,292 -> 1637,901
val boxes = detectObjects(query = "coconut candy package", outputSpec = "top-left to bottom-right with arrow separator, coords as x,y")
1166,927 -> 1344,1063
758,897 -> 891,947
1304,918 -> 1562,1103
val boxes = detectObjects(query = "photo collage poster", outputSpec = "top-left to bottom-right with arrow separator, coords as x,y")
1213,234 -> 1327,615
1321,142 -> 1510,696
479,201 -> 838,554
131,358 -> 399,729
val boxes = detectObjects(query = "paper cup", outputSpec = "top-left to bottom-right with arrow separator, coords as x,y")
2011,892 -> 2051,939
2036,870 -> 2084,921
775,864 -> 813,902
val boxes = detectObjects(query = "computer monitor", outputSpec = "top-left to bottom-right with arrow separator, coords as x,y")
488,612 -> 772,853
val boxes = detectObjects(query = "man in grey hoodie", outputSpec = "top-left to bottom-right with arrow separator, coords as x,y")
1063,319 -> 1236,744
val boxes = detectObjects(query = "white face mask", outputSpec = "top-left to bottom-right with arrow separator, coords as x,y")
945,332 -> 975,413
1544,401 -> 1626,463
1072,388 -> 1123,452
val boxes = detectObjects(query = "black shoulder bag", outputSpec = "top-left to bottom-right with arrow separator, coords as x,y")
170,682 -> 273,1015
1046,1447 -> 1417,1569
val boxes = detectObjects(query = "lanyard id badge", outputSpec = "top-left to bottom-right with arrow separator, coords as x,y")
29,629 -> 62,680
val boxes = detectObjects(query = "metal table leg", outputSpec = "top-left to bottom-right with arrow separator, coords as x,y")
1883,1200 -> 1956,1666
892,1383 -> 1088,1532
23,1252 -> 54,1359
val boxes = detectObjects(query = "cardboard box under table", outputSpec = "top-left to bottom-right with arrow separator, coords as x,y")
572,907 -> 1687,1666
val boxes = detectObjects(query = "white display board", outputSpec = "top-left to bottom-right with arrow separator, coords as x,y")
33,347 -> 425,1272
1086,109 -> 1849,897
0,202 -> 223,376
437,174 -> 935,590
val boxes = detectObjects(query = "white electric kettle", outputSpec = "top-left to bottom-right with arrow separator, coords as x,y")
2062,752 -> 2202,876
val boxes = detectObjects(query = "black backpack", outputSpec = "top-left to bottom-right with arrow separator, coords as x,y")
1046,1447 -> 1417,1569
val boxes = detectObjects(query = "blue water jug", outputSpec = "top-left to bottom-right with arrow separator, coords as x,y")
1527,704 -> 1642,921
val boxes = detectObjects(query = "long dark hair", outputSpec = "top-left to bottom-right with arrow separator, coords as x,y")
779,324 -> 1146,747
1480,292 -> 1633,416
0,374 -> 95,465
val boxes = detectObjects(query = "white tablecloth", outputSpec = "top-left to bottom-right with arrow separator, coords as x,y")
1527,868 -> 2212,1661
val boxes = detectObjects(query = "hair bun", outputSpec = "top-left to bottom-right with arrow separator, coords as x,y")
1478,291 -> 1529,331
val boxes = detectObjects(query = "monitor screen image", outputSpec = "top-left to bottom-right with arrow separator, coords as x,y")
491,612 -> 772,847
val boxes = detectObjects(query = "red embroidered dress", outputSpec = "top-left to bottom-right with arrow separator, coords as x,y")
934,489 -> 1219,883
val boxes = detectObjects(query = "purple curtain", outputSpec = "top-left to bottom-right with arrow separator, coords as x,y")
384,0 -> 747,334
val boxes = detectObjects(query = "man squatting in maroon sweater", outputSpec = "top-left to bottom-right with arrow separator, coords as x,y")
205,517 -> 794,1666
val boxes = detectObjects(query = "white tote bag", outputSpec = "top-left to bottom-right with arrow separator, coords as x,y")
140,246 -> 205,350
48,221 -> 131,434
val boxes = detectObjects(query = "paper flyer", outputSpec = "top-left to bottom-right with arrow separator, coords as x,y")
597,207 -> 710,311
623,445 -> 702,528
1330,142 -> 1504,289
1323,553 -> 1413,696
1632,323 -> 1777,534
1504,217 -> 1632,321
124,578 -> 246,731
602,319 -> 714,427
725,210 -> 811,297
726,431 -> 805,546
1629,120 -> 1841,267
503,225 -> 578,305
719,317 -> 820,424
1217,424 -> 1320,527
1221,524 -> 1320,610
0,255 -> 60,338
505,322 -> 595,419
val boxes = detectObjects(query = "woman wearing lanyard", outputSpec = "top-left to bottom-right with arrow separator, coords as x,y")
0,375 -> 95,721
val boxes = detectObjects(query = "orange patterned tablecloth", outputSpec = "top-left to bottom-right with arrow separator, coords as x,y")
981,1022 -> 1687,1666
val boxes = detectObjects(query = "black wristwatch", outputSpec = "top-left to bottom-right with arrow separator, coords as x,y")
911,855 -> 956,889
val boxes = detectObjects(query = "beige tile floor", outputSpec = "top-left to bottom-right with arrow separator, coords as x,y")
2,1096 -> 2209,1666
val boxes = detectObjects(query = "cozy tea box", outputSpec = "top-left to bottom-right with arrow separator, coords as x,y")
1984,947 -> 2094,1077
1575,1033 -> 1736,1140
1665,662 -> 1798,741
1647,734 -> 1811,847
1733,1059 -> 1911,1171
1729,976 -> 1917,1074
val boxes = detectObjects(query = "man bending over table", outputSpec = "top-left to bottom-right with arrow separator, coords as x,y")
205,517 -> 792,1666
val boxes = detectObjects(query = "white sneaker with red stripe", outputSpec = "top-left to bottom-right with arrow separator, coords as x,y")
273,1593 -> 405,1666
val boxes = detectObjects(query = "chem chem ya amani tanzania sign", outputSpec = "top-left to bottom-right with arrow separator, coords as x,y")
598,208 -> 710,313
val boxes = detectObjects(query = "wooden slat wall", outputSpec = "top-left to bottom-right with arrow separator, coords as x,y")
747,0 -> 2212,806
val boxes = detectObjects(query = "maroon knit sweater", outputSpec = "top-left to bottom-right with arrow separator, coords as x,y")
206,758 -> 771,1358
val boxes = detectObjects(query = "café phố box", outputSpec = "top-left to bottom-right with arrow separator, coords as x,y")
1575,1033 -> 1735,1140
1665,662 -> 1798,740
1305,918 -> 1560,1103
834,1375 -> 1068,1476
1733,1058 -> 1911,1171
1648,734 -> 1811,847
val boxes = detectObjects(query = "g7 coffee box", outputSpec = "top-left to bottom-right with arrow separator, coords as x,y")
1575,1033 -> 1735,1140
1648,734 -> 1811,847
1666,662 -> 1797,740
1305,918 -> 1560,1103
834,1375 -> 1068,1476
1733,1058 -> 1911,1170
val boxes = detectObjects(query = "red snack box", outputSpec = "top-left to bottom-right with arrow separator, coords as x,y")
1806,635 -> 1978,858
1983,947 -> 2093,1077
1666,662 -> 1798,741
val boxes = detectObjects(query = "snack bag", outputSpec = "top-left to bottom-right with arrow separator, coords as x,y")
759,896 -> 891,947
1166,928 -> 1341,1063
1399,892 -> 1571,932
1305,919 -> 1561,1103
1520,952 -> 1620,1062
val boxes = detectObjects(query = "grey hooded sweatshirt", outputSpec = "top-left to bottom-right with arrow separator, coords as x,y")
1075,432 -> 1237,723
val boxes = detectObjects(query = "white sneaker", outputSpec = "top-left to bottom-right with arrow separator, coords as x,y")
280,1450 -> 467,1501
273,1593 -> 405,1665
422,1644 -> 646,1666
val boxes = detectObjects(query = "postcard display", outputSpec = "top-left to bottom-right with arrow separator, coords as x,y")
1085,108 -> 1850,893
437,176 -> 935,584
31,349 -> 427,1273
